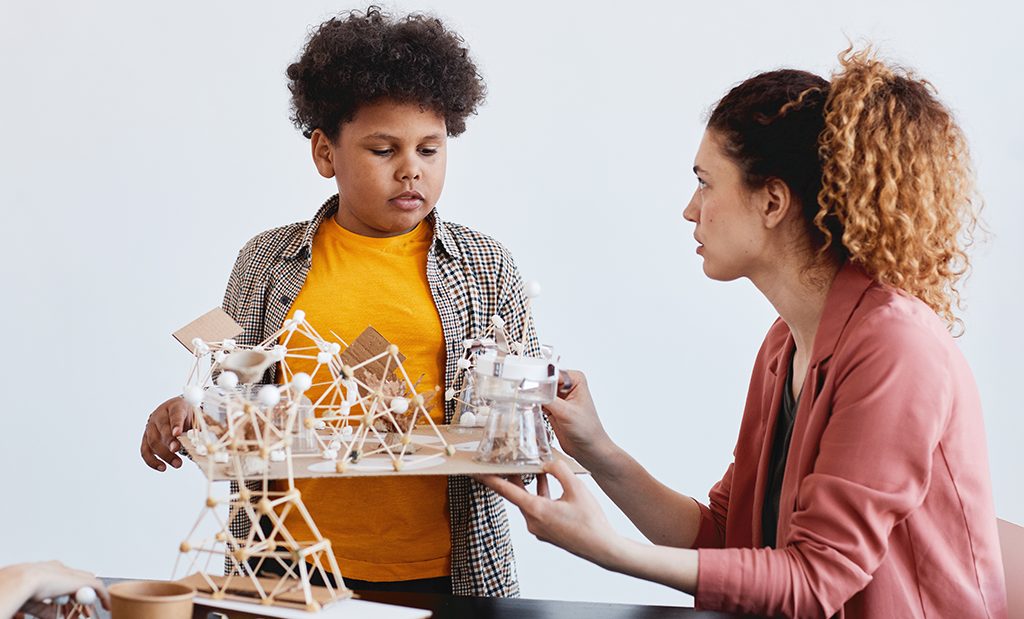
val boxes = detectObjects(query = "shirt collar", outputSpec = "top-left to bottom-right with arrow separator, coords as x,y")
285,194 -> 463,262
809,261 -> 876,366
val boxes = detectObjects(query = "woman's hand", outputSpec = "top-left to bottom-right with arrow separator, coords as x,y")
544,371 -> 618,472
478,460 -> 625,569
481,464 -> 702,595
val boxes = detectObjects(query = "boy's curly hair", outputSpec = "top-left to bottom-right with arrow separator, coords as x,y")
286,6 -> 486,141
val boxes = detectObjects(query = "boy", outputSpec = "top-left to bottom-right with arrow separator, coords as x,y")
139,7 -> 536,597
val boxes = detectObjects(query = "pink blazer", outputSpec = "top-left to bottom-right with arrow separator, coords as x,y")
692,263 -> 1007,618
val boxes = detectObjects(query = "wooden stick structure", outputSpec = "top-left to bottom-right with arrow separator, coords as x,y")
170,282 -> 552,611
444,280 -> 553,431
39,587 -> 99,618
172,313 -> 458,611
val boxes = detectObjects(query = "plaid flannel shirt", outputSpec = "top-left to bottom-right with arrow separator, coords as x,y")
220,195 -> 539,597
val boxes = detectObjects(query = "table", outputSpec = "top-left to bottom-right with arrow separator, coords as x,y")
99,579 -> 756,618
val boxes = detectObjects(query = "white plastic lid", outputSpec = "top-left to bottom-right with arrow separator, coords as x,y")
474,351 -> 556,381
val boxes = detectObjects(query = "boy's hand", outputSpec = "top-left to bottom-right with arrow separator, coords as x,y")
140,396 -> 194,471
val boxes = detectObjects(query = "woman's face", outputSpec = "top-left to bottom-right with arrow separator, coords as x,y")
683,130 -> 768,281
313,99 -> 448,237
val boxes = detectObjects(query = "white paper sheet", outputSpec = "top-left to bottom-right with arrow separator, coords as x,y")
195,594 -> 432,619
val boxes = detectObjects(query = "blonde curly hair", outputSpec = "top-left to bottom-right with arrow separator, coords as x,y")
817,47 -> 979,330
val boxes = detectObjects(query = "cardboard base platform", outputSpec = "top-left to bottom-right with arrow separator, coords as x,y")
185,425 -> 588,481
177,573 -> 430,618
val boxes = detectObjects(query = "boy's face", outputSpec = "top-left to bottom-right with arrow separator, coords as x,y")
312,99 -> 447,237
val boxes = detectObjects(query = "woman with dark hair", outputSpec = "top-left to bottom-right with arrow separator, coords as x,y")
483,48 -> 1008,618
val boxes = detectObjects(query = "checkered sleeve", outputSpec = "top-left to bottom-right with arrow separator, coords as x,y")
219,235 -> 276,574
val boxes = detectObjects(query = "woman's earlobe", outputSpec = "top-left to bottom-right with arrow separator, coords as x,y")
761,178 -> 792,229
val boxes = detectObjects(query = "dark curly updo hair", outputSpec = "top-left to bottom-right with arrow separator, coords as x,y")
286,6 -> 486,141
707,70 -> 835,255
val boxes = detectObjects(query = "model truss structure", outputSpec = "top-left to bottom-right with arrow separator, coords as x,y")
172,311 -> 456,610
169,280 -> 551,610
36,587 -> 98,618
444,280 -> 553,429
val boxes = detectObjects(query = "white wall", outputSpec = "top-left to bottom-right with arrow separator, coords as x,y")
2,0 -> 1020,608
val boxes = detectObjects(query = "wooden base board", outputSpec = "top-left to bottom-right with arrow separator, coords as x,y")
176,571 -> 350,611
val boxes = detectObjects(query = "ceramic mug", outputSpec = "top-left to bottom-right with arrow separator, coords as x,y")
109,581 -> 195,619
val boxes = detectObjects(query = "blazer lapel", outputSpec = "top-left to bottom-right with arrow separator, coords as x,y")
775,262 -> 875,542
751,333 -> 794,546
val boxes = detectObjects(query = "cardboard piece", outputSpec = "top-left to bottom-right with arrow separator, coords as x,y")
172,308 -> 243,354
340,325 -> 406,382
182,425 -> 588,481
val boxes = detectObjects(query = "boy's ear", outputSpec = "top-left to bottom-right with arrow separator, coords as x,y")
759,177 -> 794,230
310,129 -> 337,179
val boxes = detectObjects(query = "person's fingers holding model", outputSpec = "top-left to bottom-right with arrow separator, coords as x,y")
140,396 -> 193,471
543,371 -> 615,469
479,460 -> 622,567
1,561 -> 110,619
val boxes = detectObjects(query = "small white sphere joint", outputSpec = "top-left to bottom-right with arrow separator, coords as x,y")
258,385 -> 281,407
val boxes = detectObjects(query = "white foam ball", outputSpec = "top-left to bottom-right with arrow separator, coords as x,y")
444,388 -> 456,401
463,339 -> 474,349
191,337 -> 204,349
214,350 -> 227,363
269,450 -> 286,462
223,339 -> 236,350
524,281 -> 542,299
341,425 -> 353,437
272,345 -> 287,360
291,372 -> 312,394
329,440 -> 341,451
217,371 -> 239,390
213,452 -> 229,464
315,420 -> 327,430
317,351 -> 332,364
182,386 -> 204,407
329,342 -> 342,355
293,310 -> 306,322
459,412 -> 477,427
456,358 -> 471,370
75,587 -> 96,605
390,397 -> 409,414
321,449 -> 338,460
490,315 -> 506,328
258,385 -> 280,407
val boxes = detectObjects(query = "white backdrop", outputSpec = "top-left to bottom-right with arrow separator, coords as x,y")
2,0 -> 1021,608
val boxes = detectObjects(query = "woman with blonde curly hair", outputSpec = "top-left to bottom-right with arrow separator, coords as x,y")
481,48 -> 1008,618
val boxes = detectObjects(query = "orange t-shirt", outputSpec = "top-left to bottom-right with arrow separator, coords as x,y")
278,216 -> 450,581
